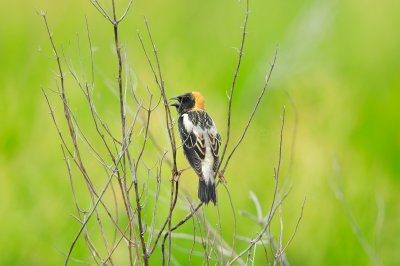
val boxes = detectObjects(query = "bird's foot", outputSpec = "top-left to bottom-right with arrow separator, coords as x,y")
171,167 -> 191,182
218,172 -> 227,184
172,173 -> 180,182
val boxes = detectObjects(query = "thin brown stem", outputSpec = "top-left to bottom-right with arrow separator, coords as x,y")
64,136 -> 133,265
228,107 -> 286,265
218,0 -> 249,173
138,18 -> 181,263
130,97 -> 154,262
221,47 -> 278,176
40,13 -> 117,264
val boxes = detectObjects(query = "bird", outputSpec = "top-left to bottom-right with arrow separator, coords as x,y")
170,92 -> 221,205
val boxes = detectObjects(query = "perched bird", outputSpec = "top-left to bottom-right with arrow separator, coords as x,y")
170,92 -> 221,205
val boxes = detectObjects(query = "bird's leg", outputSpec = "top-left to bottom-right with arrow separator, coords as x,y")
171,166 -> 191,182
218,172 -> 227,184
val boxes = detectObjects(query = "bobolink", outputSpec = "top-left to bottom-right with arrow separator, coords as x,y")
170,92 -> 221,205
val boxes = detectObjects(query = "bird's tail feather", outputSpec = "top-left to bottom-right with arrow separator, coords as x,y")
198,180 -> 216,205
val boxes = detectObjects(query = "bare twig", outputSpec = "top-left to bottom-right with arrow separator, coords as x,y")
139,18 -> 177,173
64,133 -> 134,265
221,48 -> 278,175
130,95 -> 154,262
138,18 -> 181,265
146,152 -> 166,250
40,13 -> 120,264
229,107 -> 286,265
218,0 -> 250,172
277,197 -> 306,257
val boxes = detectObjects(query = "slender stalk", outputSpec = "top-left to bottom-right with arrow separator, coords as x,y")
229,108 -> 286,265
218,0 -> 249,172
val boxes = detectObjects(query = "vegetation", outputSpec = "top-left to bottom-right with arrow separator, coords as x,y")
0,0 -> 399,265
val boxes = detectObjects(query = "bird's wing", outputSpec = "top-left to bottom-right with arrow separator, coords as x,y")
201,111 -> 221,158
178,116 -> 205,179
208,130 -> 221,174
202,111 -> 221,173
208,131 -> 221,158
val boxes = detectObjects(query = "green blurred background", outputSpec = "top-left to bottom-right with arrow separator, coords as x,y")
1,0 -> 399,265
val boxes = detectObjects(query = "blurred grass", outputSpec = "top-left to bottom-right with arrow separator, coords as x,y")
0,0 -> 399,265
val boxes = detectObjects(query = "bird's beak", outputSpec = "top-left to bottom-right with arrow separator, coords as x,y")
169,96 -> 181,108
169,102 -> 180,107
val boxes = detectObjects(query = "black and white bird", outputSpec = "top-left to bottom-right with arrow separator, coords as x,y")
170,92 -> 221,205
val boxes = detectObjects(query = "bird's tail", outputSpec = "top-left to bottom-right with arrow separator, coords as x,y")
198,180 -> 216,205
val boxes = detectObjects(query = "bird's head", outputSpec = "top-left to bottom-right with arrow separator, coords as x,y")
170,91 -> 205,114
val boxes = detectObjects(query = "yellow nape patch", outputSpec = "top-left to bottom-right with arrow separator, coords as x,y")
192,91 -> 206,110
